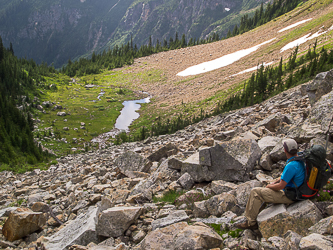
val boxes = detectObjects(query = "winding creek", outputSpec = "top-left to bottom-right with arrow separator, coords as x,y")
114,97 -> 150,131
91,96 -> 150,148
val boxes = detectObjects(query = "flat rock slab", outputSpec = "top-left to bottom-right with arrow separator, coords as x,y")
257,200 -> 322,238
151,210 -> 189,231
43,206 -> 99,250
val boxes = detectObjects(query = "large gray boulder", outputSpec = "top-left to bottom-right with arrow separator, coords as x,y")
258,136 -> 282,153
173,222 -> 223,249
211,180 -> 237,195
97,206 -> 142,238
299,233 -> 333,249
138,222 -> 188,250
255,113 -> 292,132
138,222 -> 223,250
205,193 -> 237,217
232,180 -> 262,208
257,200 -> 322,238
114,151 -> 152,174
42,206 -> 99,250
306,70 -> 333,106
308,216 -> 333,235
306,91 -> 333,134
181,139 -> 261,182
147,143 -> 178,162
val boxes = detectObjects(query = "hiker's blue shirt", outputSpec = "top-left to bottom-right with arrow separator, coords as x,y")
281,157 -> 305,189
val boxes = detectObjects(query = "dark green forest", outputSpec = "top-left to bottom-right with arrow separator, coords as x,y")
0,37 -> 55,171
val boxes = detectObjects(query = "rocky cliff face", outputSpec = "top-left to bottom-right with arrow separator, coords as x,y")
0,0 -> 262,67
0,69 -> 332,249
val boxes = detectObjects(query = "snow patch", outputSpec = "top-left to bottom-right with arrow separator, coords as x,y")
176,38 -> 276,77
280,29 -> 327,52
230,62 -> 274,77
278,18 -> 312,33
225,8 -> 230,11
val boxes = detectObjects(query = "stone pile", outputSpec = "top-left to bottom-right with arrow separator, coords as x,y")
0,70 -> 333,249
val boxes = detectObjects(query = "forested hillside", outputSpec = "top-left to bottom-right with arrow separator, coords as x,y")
0,37 -> 54,170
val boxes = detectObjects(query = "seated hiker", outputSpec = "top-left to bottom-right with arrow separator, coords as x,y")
236,138 -> 305,229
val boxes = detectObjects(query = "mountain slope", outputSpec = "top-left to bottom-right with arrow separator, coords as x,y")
0,0 -> 263,67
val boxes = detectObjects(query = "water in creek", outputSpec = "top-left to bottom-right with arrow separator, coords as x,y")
114,97 -> 150,131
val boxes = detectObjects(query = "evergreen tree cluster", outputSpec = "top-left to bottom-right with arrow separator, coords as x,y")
227,0 -> 302,38
61,32 -> 221,77
0,36 -> 54,168
214,43 -> 333,114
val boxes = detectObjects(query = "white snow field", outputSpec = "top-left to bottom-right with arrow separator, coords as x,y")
278,18 -> 312,33
177,38 -> 276,77
230,62 -> 274,77
280,29 -> 328,52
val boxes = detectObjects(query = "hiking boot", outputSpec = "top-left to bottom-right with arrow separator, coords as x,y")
235,220 -> 258,230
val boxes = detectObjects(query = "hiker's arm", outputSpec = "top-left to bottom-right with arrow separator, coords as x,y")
271,178 -> 280,184
266,179 -> 287,191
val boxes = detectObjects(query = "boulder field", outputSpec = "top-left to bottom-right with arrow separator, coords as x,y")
1,70 -> 333,249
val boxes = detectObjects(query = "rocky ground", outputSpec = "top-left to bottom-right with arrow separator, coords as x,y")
0,70 -> 333,250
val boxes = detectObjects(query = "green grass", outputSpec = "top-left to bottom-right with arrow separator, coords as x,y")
208,223 -> 243,239
152,190 -> 185,204
34,70 -> 146,155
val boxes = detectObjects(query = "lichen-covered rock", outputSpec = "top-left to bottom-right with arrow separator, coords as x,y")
138,222 -> 222,250
177,173 -> 194,190
114,151 -> 152,175
306,70 -> 333,106
308,216 -> 333,235
205,193 -> 237,216
233,180 -> 262,208
147,143 -> 178,162
258,136 -> 282,153
269,142 -> 287,162
2,207 -> 47,242
182,139 -> 261,182
283,230 -> 302,250
193,200 -> 210,218
211,180 -> 237,195
173,222 -> 223,249
255,113 -> 292,132
307,91 -> 333,133
299,233 -> 333,249
257,200 -> 322,238
138,222 -> 188,250
97,206 -> 142,238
